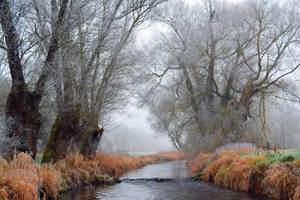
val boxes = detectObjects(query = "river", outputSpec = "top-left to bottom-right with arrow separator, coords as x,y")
59,160 -> 270,200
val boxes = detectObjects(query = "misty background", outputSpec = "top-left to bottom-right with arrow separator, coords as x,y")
0,0 -> 300,157
99,100 -> 174,153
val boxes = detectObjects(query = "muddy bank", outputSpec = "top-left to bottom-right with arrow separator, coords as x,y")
188,150 -> 300,200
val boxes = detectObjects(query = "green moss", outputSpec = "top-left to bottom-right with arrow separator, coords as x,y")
41,118 -> 62,163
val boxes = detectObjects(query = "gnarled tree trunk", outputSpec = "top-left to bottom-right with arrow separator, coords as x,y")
79,127 -> 103,158
239,77 -> 256,121
4,89 -> 42,159
41,107 -> 81,163
42,111 -> 104,162
0,0 -> 69,159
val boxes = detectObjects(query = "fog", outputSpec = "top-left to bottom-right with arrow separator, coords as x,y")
99,103 -> 174,153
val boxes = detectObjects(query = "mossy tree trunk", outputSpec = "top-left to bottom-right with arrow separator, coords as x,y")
79,127 -> 104,158
41,108 -> 81,163
78,114 -> 104,158
42,112 -> 104,162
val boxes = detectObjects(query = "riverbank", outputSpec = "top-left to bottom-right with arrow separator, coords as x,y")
188,149 -> 300,200
0,152 -> 184,200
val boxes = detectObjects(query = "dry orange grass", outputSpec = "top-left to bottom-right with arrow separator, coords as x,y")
293,186 -> 300,200
188,147 -> 300,200
55,153 -> 98,186
227,155 -> 266,193
190,150 -> 267,193
0,153 -> 61,200
292,160 -> 300,168
187,153 -> 211,176
0,187 -> 8,200
261,163 -> 297,200
0,152 -> 183,200
203,153 -> 238,183
93,153 -> 138,177
38,165 -> 61,199
0,153 -> 41,200
55,152 -> 184,189
93,152 -> 184,177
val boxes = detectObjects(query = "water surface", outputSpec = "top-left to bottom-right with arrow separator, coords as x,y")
60,160 -> 270,200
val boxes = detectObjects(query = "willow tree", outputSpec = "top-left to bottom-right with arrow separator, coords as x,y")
42,0 -> 165,162
141,0 -> 300,150
0,0 -> 70,159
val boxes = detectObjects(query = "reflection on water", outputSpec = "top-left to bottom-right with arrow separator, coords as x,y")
122,160 -> 188,179
59,161 -> 270,200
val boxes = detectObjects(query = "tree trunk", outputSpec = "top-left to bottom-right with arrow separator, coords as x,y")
41,107 -> 80,163
205,0 -> 217,114
42,110 -> 103,162
4,89 -> 42,159
0,0 -> 69,159
79,127 -> 104,158
179,61 -> 204,136
239,77 -> 256,121
78,112 -> 103,157
220,74 -> 234,107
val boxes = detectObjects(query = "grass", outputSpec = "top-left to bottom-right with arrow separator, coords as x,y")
0,153 -> 61,200
253,151 -> 300,170
188,148 -> 300,200
0,152 -> 184,200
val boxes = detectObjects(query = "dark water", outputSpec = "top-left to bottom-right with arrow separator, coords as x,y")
59,161 -> 270,200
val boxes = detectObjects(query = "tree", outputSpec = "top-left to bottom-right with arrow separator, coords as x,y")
0,0 -> 69,159
141,0 -> 300,150
42,0 -> 165,162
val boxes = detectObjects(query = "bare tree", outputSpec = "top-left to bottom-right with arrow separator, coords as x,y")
42,0 -> 165,162
141,0 -> 300,150
0,0 -> 69,159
